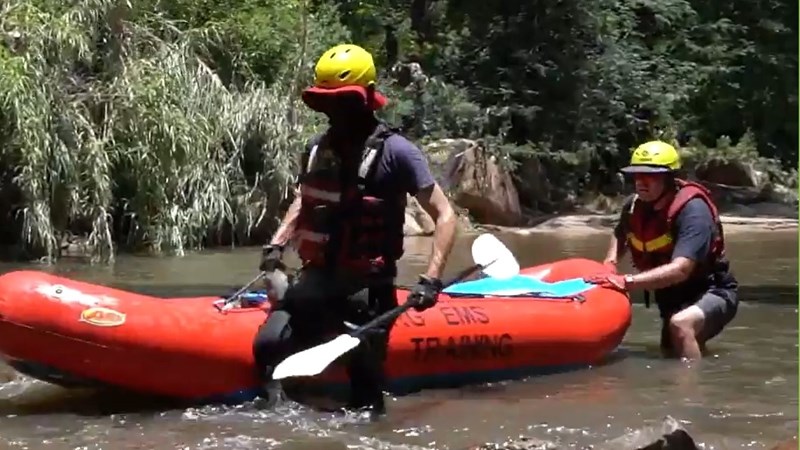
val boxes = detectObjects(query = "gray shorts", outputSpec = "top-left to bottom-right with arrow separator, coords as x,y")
660,288 -> 739,347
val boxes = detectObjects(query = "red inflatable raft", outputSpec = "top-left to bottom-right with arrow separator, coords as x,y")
0,258 -> 630,403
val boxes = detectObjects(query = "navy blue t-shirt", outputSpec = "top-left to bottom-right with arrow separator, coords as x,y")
367,134 -> 437,196
669,198 -> 715,262
300,132 -> 435,197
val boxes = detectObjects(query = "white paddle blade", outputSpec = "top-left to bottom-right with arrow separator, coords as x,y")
471,233 -> 520,280
271,334 -> 361,380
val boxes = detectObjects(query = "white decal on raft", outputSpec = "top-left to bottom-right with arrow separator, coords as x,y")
33,284 -> 119,308
524,268 -> 551,280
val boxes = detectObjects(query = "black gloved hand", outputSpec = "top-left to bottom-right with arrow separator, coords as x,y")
408,275 -> 444,312
259,244 -> 285,272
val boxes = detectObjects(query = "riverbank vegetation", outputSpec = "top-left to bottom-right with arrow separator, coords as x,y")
0,0 -> 796,263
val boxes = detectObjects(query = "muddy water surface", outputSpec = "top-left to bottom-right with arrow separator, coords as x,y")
0,229 -> 795,449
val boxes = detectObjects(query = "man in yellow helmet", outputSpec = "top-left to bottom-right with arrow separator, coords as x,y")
584,140 -> 739,360
252,44 -> 457,417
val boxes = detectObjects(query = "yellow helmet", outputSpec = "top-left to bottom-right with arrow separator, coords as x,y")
620,140 -> 681,173
314,44 -> 377,89
301,44 -> 388,112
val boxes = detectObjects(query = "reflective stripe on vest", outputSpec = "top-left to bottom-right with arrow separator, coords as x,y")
626,231 -> 673,253
626,179 -> 725,272
294,128 -> 400,273
301,185 -> 341,202
298,143 -> 380,204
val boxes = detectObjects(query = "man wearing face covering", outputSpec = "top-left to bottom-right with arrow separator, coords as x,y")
251,44 -> 457,418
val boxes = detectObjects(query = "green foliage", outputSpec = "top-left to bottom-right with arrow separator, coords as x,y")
682,131 -> 797,187
0,0 -> 340,262
0,0 -> 795,263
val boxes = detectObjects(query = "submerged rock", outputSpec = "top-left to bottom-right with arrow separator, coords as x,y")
769,436 -> 798,450
473,417 -> 702,450
596,416 -> 699,450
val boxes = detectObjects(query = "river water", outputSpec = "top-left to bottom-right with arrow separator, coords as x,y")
0,229 -> 795,449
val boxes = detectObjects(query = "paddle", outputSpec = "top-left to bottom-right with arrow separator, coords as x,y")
270,233 -> 520,380
217,272 -> 266,312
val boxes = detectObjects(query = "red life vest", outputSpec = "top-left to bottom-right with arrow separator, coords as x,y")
293,124 -> 405,275
626,179 -> 726,272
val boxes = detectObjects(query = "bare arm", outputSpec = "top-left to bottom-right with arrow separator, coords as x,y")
269,187 -> 302,246
627,257 -> 695,290
414,182 -> 457,280
603,234 -> 627,266
605,200 -> 630,267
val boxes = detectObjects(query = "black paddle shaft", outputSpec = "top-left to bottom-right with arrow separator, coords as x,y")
217,271 -> 266,311
351,260 -> 494,338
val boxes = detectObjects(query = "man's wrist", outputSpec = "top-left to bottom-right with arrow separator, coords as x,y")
623,274 -> 635,288
420,274 -> 443,289
425,268 -> 444,281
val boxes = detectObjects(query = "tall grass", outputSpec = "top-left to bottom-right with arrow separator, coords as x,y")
0,0 -> 320,263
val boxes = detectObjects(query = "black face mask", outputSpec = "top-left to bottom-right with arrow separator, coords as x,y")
323,99 -> 378,146
325,95 -> 372,125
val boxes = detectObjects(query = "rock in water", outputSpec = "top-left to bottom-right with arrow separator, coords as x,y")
769,436 -> 798,450
472,416 -> 704,450
597,416 -> 699,450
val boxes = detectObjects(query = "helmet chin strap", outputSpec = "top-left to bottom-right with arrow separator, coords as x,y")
365,84 -> 377,110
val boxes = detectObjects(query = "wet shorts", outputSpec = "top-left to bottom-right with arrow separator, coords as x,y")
660,287 -> 739,346
694,288 -> 739,342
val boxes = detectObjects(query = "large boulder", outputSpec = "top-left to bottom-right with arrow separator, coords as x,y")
403,195 -> 477,236
424,139 -> 523,226
694,159 -> 766,188
691,156 -> 798,211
